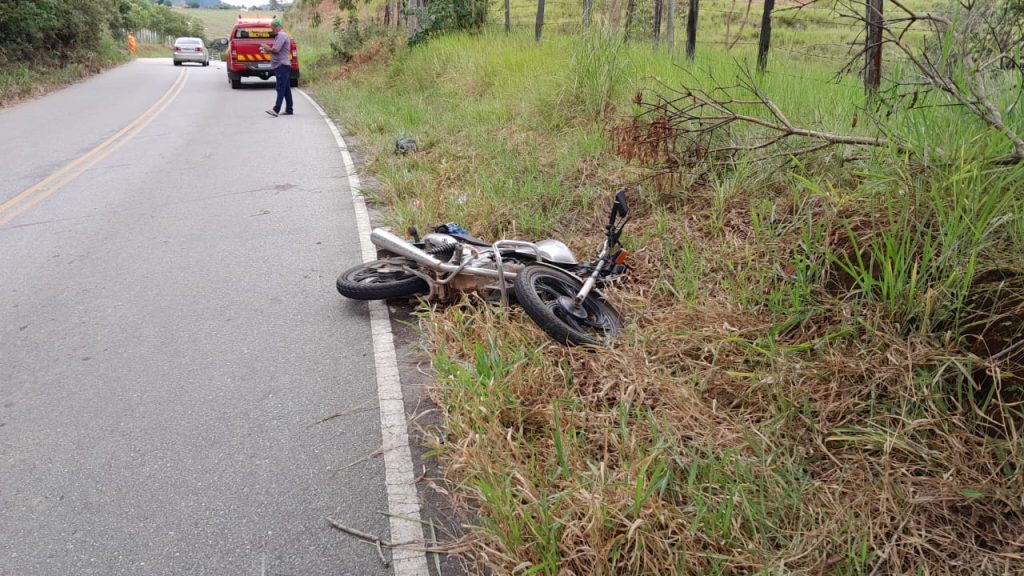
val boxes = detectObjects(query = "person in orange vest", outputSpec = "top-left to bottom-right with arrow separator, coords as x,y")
128,32 -> 137,57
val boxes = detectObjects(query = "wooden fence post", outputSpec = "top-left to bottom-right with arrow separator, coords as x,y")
583,0 -> 592,28
535,0 -> 545,41
686,0 -> 698,60
505,0 -> 511,33
864,0 -> 883,94
756,0 -> 774,72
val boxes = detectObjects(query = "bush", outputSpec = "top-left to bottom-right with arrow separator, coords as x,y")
406,0 -> 492,45
330,11 -> 363,62
0,0 -> 203,67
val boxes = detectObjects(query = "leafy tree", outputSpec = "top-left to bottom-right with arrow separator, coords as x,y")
0,0 -> 201,66
0,0 -> 117,64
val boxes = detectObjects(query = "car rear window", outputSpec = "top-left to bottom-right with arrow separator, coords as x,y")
177,38 -> 201,45
234,27 -> 273,39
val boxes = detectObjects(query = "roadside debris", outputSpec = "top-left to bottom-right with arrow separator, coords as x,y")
394,138 -> 418,155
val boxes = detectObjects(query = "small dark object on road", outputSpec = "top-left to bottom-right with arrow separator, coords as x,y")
394,138 -> 418,155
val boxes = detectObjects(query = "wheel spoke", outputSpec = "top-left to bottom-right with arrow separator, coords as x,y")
516,267 -> 620,346
533,275 -> 611,337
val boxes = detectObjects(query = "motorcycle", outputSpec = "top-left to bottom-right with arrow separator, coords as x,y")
336,189 -> 631,346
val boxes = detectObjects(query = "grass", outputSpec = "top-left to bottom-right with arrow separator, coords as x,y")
292,1 -> 1024,573
0,36 -> 129,108
135,44 -> 173,58
183,8 -> 285,40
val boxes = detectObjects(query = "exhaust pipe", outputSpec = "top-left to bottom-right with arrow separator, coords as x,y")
370,228 -> 457,272
371,227 -> 515,286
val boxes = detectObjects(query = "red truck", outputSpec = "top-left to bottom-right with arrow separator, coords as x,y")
226,17 -> 299,90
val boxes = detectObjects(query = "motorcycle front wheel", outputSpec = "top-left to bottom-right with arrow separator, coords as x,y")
336,259 -> 429,300
513,265 -> 622,347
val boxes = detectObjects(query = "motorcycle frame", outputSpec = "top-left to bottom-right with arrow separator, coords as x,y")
369,227 -> 606,305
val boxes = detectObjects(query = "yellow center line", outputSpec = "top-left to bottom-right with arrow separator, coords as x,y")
0,69 -> 189,226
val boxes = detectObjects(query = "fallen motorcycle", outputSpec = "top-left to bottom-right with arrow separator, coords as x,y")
336,189 -> 631,346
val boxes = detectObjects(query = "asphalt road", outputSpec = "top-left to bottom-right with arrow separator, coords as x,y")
0,59 -> 394,575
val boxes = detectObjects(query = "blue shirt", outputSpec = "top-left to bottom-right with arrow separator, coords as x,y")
270,31 -> 291,69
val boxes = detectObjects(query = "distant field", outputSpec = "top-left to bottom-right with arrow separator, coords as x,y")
491,0 -> 940,60
184,8 -> 285,40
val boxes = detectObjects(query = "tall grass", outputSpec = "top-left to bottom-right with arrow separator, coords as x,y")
294,3 -> 1024,573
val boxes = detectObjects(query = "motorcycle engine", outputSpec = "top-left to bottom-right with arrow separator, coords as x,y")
423,233 -> 459,255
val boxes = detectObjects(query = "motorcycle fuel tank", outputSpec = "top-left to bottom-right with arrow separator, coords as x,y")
536,239 -> 577,265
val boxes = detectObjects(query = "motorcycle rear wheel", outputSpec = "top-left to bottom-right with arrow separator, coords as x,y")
513,265 -> 622,347
336,259 -> 428,300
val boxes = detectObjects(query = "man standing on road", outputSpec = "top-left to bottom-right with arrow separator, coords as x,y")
263,19 -> 293,117
127,32 -> 137,58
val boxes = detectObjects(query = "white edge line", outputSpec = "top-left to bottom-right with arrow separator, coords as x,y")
299,89 -> 431,576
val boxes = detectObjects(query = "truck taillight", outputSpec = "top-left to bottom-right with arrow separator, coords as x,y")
231,49 -> 237,57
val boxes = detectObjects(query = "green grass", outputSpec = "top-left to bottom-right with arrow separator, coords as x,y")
185,8 -> 286,40
292,2 -> 1024,573
0,35 -> 128,107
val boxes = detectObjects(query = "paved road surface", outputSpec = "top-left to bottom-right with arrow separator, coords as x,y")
0,59 -> 394,575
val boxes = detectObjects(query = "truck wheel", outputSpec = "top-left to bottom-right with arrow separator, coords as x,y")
230,75 -> 241,89
290,78 -> 298,88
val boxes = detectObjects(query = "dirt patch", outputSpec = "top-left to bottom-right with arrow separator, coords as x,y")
326,37 -> 398,82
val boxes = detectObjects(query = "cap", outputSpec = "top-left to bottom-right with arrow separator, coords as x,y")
272,18 -> 282,27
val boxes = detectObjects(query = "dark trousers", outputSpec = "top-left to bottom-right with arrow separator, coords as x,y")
273,66 -> 293,114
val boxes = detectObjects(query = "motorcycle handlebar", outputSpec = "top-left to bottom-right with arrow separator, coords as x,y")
607,188 -> 629,240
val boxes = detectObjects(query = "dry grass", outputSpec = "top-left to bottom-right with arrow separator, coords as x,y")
291,3 -> 1024,571
415,168 -> 1024,574
423,203 -> 1024,574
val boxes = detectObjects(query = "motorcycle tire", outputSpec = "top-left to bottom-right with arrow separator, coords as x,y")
336,259 -> 428,300
513,265 -> 622,347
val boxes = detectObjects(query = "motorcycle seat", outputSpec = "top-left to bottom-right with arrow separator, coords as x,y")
449,232 -> 492,247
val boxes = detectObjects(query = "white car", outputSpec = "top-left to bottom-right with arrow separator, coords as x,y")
173,37 -> 209,66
